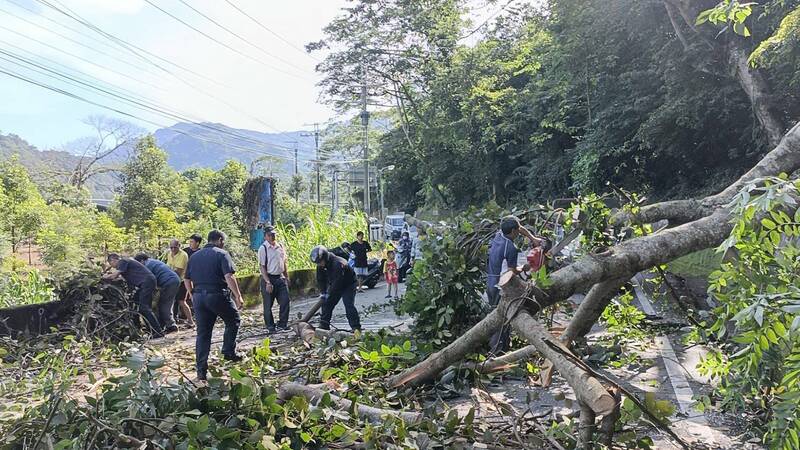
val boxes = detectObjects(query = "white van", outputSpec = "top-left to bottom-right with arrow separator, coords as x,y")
384,214 -> 407,241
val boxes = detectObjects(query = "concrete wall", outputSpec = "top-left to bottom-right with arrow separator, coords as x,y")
237,268 -> 318,299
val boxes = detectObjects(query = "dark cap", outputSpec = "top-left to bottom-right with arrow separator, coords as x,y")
264,225 -> 277,236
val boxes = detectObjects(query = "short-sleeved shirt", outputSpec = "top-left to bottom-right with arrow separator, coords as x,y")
166,249 -> 189,275
117,258 -> 156,287
487,232 -> 519,291
144,259 -> 180,287
350,240 -> 372,268
185,244 -> 236,292
258,241 -> 287,276
184,247 -> 198,259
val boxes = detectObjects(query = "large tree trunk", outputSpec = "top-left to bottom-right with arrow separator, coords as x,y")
729,45 -> 786,148
662,0 -> 786,148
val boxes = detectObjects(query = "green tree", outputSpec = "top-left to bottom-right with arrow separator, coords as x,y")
0,157 -> 47,253
116,136 -> 187,227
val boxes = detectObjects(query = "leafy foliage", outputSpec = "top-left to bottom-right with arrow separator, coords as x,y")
698,176 -> 800,446
0,269 -> 54,308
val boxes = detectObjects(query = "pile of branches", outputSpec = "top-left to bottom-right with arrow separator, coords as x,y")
56,274 -> 144,343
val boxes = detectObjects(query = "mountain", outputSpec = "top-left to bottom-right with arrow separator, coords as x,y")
0,122 -> 322,201
0,133 -> 117,199
154,122 -> 318,175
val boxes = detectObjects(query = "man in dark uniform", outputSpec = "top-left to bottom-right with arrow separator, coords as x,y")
310,245 -> 361,332
105,253 -> 163,338
184,230 -> 244,380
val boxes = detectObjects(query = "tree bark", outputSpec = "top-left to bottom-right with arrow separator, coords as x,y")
388,308 -> 503,388
510,308 -> 615,416
460,344 -> 538,373
300,298 -> 324,323
561,278 -> 628,346
729,44 -> 786,148
278,382 -> 422,424
617,121 -> 800,225
393,210 -> 733,387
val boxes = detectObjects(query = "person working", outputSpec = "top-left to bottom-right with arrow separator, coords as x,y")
104,253 -> 162,338
350,231 -> 372,292
486,216 -> 542,353
184,230 -> 244,381
258,225 -> 291,333
166,238 -> 194,328
310,245 -> 361,332
134,253 -> 180,334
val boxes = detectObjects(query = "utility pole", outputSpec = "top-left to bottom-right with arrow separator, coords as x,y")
294,144 -> 298,175
360,64 -> 371,216
313,123 -> 320,203
302,123 -> 322,204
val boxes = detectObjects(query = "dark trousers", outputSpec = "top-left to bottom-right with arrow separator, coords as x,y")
194,292 -> 240,379
261,275 -> 290,329
319,282 -> 361,331
158,281 -> 179,329
134,279 -> 161,335
487,286 -> 510,353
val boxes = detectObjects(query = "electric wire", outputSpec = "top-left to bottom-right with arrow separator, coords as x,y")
174,0 -> 310,73
0,7 -> 165,79
0,52 -> 310,159
30,0 -> 291,133
141,0 -> 311,80
222,0 -> 319,62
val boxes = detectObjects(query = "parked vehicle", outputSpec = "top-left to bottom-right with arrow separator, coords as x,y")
384,214 -> 407,241
362,257 -> 386,289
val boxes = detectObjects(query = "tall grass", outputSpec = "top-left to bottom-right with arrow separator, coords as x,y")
0,269 -> 56,308
277,207 -> 367,271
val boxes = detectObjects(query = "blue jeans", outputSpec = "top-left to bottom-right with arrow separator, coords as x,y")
261,275 -> 290,329
194,292 -> 240,379
134,279 -> 162,336
319,282 -> 361,331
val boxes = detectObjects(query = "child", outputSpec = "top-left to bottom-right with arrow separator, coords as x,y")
385,250 -> 399,299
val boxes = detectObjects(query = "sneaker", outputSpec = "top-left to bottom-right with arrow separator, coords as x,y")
267,326 -> 277,334
276,324 -> 290,331
385,294 -> 392,298
223,353 -> 244,362
164,325 -> 179,334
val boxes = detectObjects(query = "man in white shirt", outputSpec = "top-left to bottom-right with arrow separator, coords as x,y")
258,225 -> 291,333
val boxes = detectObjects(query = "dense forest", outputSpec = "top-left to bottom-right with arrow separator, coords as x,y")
311,0 -> 800,212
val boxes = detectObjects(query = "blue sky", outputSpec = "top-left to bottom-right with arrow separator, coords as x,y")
0,0 -> 347,149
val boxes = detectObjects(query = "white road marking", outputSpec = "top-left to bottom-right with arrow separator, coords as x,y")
632,277 -> 707,425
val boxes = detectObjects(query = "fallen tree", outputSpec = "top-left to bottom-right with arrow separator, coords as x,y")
388,122 -> 800,443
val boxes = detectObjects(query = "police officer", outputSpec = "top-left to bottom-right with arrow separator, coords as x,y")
311,245 -> 361,332
184,230 -> 244,380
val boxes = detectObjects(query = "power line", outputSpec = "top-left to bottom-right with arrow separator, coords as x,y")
0,7 -> 165,79
0,26 -> 167,93
174,0 -> 310,74
222,0 -> 319,62
0,53 -> 312,160
141,0 -> 310,80
0,65 -> 320,165
29,0 -> 290,133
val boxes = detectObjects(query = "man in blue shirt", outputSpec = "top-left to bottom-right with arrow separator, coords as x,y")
135,253 -> 180,334
184,230 -> 244,381
104,254 -> 162,338
487,216 -> 542,352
